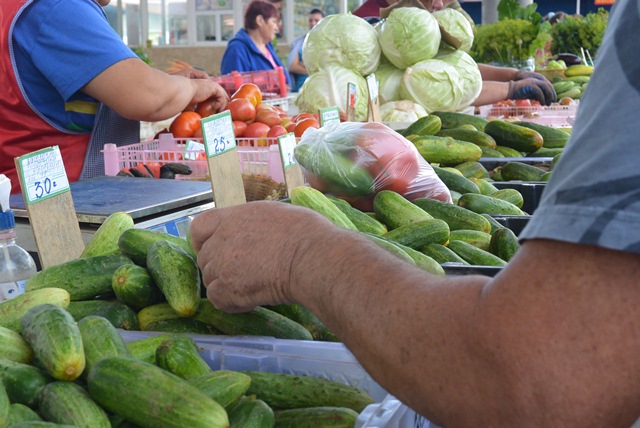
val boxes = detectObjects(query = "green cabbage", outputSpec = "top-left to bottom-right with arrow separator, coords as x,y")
295,65 -> 369,121
399,59 -> 465,113
378,8 -> 441,70
433,9 -> 474,53
302,14 -> 381,76
379,100 -> 428,123
374,62 -> 404,104
435,50 -> 482,110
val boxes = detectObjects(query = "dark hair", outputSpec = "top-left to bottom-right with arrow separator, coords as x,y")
244,0 -> 280,30
309,8 -> 325,17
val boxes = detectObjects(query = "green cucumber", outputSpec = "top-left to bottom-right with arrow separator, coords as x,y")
38,381 -> 110,428
0,357 -> 50,408
112,264 -> 164,311
437,128 -> 497,148
453,161 -> 489,179
0,288 -> 70,332
480,213 -> 507,235
421,243 -> 469,265
81,211 -> 134,258
77,315 -> 130,374
145,318 -> 222,335
155,336 -> 212,379
500,162 -> 547,181
432,111 -> 488,131
0,381 -> 8,428
0,325 -> 33,364
400,114 -> 442,137
188,371 -> 251,408
327,197 -> 387,235
457,193 -> 527,216
489,227 -> 520,262
512,122 -> 570,149
494,145 -> 524,158
413,197 -> 491,233
413,135 -> 483,166
362,233 -> 416,265
7,403 -> 43,425
117,228 -> 195,266
291,187 -> 358,231
447,240 -> 507,267
383,219 -> 451,250
125,334 -> 176,365
469,178 -> 499,195
484,120 -> 543,153
274,406 -> 359,428
227,397 -> 274,428
66,300 -> 139,330
526,147 -> 564,158
449,230 -> 492,251
373,190 -> 432,230
264,304 -> 338,342
491,188 -> 525,209
480,146 -> 506,158
432,166 -> 481,195
392,243 -> 446,276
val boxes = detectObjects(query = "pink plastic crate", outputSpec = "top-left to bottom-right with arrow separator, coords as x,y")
212,67 -> 288,99
102,133 -> 285,182
477,102 -> 578,127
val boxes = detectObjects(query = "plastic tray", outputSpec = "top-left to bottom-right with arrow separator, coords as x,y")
102,134 -> 285,183
212,67 -> 288,99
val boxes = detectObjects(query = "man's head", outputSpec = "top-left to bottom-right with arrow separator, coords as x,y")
308,8 -> 325,30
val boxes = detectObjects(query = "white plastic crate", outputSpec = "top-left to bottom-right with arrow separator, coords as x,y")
102,133 -> 285,183
477,102 -> 578,127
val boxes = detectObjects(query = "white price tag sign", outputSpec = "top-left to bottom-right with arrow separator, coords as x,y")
278,133 -> 298,169
201,110 -> 237,157
319,107 -> 341,127
18,146 -> 70,204
366,74 -> 379,101
184,139 -> 205,160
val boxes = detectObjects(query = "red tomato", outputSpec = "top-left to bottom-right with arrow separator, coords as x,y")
255,108 -> 283,127
514,99 -> 532,107
266,125 -> 287,145
294,118 -> 320,138
195,98 -> 218,118
233,120 -> 248,138
231,83 -> 262,107
227,98 -> 256,124
169,111 -> 202,138
374,150 -> 420,194
244,122 -> 271,146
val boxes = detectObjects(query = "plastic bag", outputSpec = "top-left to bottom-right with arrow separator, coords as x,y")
293,121 -> 451,211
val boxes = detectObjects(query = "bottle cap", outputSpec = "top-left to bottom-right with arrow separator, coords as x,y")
0,210 -> 16,231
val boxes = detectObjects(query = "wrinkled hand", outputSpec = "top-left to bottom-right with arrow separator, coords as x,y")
514,70 -> 551,83
170,66 -> 210,80
507,78 -> 557,106
191,79 -> 229,112
190,202 -> 330,313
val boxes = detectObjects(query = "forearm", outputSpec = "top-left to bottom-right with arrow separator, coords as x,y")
471,81 -> 510,106
478,64 -> 518,82
289,58 -> 307,75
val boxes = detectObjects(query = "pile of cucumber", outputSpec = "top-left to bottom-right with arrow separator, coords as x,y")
0,306 -> 373,427
551,64 -> 595,101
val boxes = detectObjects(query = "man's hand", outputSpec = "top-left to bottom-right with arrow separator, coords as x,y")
514,69 -> 552,82
507,78 -> 557,106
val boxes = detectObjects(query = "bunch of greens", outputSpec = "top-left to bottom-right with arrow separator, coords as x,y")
469,0 -> 551,64
550,9 -> 609,59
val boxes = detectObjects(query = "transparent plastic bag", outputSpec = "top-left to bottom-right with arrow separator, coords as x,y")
293,121 -> 451,211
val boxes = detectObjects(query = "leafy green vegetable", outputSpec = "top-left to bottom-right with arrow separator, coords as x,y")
550,9 -> 609,59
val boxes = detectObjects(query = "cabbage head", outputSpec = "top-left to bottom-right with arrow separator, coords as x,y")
433,9 -> 474,53
399,59 -> 465,113
302,14 -> 381,76
435,50 -> 482,110
378,8 -> 441,70
295,65 -> 369,121
379,100 -> 428,123
374,62 -> 404,104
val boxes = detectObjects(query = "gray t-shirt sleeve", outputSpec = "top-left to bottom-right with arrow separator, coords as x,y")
519,0 -> 640,253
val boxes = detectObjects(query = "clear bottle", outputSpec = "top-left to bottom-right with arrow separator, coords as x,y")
0,209 -> 37,302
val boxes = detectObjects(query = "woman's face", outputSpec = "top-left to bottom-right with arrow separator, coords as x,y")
258,15 -> 280,43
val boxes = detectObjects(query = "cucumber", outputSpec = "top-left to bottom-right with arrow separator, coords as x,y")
0,357 -> 50,408
327,197 -> 387,235
0,325 -> 33,363
421,243 -> 469,265
0,381 -> 8,428
20,305 -> 85,381
469,178 -> 499,196
480,147 -> 505,158
513,122 -> 570,149
264,304 -> 338,342
457,193 -> 527,216
195,300 -> 313,340
66,300 -> 139,330
87,356 -> 229,428
500,162 -> 547,181
81,211 -> 134,258
449,230 -> 492,251
147,240 -> 201,317
392,242 -> 446,276
137,302 -> 182,331
447,240 -> 508,267
227,397 -> 274,428
489,227 -> 520,262
432,166 -> 481,195
294,143 -> 374,196
274,406 -> 359,428
432,111 -> 488,131
373,190 -> 432,230
77,315 -> 130,375
38,381 -> 110,428
188,370 -> 251,408
383,219 -> 451,250
491,188 -> 525,209
413,197 -> 491,233
413,135 -> 483,166
484,120 -> 543,153
291,187 -> 358,231
526,147 -> 564,158
494,145 -> 524,158
437,128 -> 497,148
362,233 -> 416,265
25,254 -> 132,301
125,334 -> 176,365
242,371 -> 375,412
112,264 -> 164,311
5,422 -> 77,427
117,228 -> 195,266
0,288 -> 70,332
7,403 -> 42,425
400,114 -> 442,137
480,213 -> 507,235
155,336 -> 212,379
145,318 -> 222,335
453,161 -> 489,179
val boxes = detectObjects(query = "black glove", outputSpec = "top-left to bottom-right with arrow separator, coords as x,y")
514,70 -> 551,82
507,78 -> 557,106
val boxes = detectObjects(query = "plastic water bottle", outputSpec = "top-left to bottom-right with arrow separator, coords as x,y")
0,175 -> 37,302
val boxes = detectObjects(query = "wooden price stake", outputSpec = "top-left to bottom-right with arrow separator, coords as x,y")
345,82 -> 357,122
277,133 -> 305,194
201,110 -> 247,208
14,146 -> 84,268
366,74 -> 381,122
319,106 -> 341,127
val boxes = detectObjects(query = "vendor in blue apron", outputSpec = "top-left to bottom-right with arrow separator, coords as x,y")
0,0 -> 229,194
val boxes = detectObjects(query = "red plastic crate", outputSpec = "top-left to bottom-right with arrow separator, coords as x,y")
212,67 -> 288,99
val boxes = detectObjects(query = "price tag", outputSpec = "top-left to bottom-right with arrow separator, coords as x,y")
18,146 -> 70,204
366,74 -> 379,102
319,107 -> 341,127
366,74 -> 381,122
201,110 -> 236,157
184,139 -> 205,160
278,133 -> 298,169
346,82 -> 357,122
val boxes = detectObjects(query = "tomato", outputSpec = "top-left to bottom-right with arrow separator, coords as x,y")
255,108 -> 283,127
195,99 -> 218,118
231,83 -> 262,107
233,120 -> 248,138
169,111 -> 202,138
244,122 -> 271,146
294,118 -> 320,138
514,99 -> 532,107
292,113 -> 315,123
192,127 -> 203,139
227,98 -> 256,124
266,125 -> 287,144
374,150 -> 420,195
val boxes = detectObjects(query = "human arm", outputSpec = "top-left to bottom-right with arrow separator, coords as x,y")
81,58 -> 228,122
288,54 -> 308,75
190,201 -> 640,427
